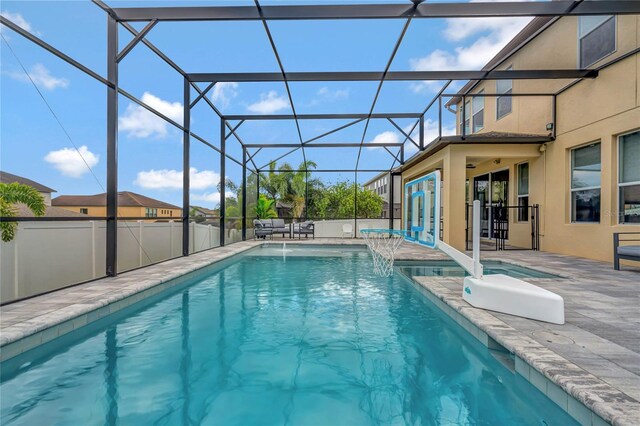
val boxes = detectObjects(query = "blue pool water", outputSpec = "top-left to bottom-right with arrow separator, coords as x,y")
1,245 -> 578,425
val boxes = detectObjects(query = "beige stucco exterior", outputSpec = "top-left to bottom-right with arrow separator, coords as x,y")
59,206 -> 182,220
402,14 -> 640,263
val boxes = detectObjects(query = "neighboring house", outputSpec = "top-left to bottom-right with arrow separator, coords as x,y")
52,191 -> 182,220
0,171 -> 56,206
190,206 -> 217,218
399,13 -> 639,262
276,200 -> 293,218
363,172 -> 401,219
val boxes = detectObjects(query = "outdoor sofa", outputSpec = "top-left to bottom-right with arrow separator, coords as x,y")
253,219 -> 290,239
613,232 -> 640,270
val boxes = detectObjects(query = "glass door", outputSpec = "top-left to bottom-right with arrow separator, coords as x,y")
473,173 -> 490,238
490,169 -> 509,239
473,170 -> 509,239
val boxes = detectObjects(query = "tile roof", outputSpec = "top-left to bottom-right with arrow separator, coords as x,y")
52,191 -> 181,210
0,171 -> 56,193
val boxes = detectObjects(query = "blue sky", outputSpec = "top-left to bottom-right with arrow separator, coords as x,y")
1,0 -> 533,208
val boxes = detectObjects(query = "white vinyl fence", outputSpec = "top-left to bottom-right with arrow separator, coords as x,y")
1,218 -> 403,304
0,221 -> 224,304
301,219 -> 402,238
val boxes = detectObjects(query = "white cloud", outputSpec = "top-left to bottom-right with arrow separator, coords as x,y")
1,11 -> 37,35
408,0 -> 532,90
403,119 -> 457,155
366,131 -> 400,150
44,145 -> 99,178
317,87 -> 349,100
305,86 -> 350,107
191,191 -> 234,205
8,63 -> 69,90
134,167 -> 220,190
247,91 -> 289,114
210,82 -> 238,108
119,92 -> 183,139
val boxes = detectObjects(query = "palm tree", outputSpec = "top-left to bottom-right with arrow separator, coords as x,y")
287,160 -> 317,219
0,182 -> 46,242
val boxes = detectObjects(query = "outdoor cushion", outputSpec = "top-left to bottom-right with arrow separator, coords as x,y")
272,219 -> 285,228
617,245 -> 640,257
260,219 -> 273,227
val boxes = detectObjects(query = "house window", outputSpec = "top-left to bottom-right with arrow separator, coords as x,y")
496,66 -> 512,120
579,16 -> 615,67
462,99 -> 471,135
571,142 -> 601,223
80,208 -> 88,214
517,162 -> 529,222
619,130 -> 640,224
472,91 -> 484,133
145,207 -> 158,218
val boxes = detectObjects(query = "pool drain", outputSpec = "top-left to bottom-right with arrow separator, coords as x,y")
532,330 -> 575,344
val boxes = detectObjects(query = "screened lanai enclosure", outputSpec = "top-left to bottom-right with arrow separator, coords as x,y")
1,0 -> 637,303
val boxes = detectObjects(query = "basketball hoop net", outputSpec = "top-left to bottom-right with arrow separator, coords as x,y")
360,229 -> 407,277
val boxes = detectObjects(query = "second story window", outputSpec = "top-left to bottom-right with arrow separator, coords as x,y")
496,66 -> 512,120
463,99 -> 471,135
579,16 -> 615,67
571,142 -> 601,223
472,91 -> 484,133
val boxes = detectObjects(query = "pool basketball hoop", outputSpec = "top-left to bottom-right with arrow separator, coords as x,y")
360,229 -> 407,277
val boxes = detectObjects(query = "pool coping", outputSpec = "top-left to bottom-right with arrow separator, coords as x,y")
409,275 -> 640,426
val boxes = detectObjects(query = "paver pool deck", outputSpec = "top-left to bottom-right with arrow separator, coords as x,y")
1,238 -> 638,424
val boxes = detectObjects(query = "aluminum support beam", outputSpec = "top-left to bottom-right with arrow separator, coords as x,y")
189,82 -> 216,109
220,118 -> 226,247
111,2 -> 640,22
106,16 -> 118,277
182,77 -> 190,256
187,69 -> 598,82
115,19 -> 157,62
223,113 -> 422,120
244,143 -> 403,148
242,148 -> 247,241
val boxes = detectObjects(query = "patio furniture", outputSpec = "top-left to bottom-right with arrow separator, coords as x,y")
294,221 -> 314,239
270,218 -> 290,238
255,219 -> 290,238
254,219 -> 272,239
342,223 -> 353,238
613,232 -> 640,270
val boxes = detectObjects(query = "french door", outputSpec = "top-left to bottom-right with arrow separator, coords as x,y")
473,170 -> 509,239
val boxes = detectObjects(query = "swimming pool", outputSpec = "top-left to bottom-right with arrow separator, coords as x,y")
1,245 -> 577,425
397,260 -> 561,279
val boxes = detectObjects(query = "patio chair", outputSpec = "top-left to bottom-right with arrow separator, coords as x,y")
294,221 -> 314,239
254,219 -> 272,240
613,232 -> 640,270
342,223 -> 353,238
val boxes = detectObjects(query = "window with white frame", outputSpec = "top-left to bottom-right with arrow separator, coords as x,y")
517,162 -> 529,222
472,91 -> 484,133
571,142 -> 601,223
618,130 -> 640,224
145,207 -> 158,218
579,15 -> 615,68
496,66 -> 512,120
462,99 -> 471,135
